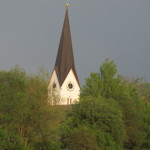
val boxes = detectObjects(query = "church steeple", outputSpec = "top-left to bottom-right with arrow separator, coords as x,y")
48,4 -> 80,105
54,7 -> 79,87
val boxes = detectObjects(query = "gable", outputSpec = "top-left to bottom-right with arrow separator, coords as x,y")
48,70 -> 60,89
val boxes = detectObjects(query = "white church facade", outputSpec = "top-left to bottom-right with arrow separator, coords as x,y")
48,5 -> 80,105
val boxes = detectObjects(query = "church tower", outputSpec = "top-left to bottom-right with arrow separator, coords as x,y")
48,3 -> 80,105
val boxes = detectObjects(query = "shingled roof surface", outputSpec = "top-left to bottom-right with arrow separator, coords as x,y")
54,8 -> 80,87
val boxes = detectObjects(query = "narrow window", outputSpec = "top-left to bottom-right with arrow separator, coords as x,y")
67,98 -> 69,105
70,98 -> 72,105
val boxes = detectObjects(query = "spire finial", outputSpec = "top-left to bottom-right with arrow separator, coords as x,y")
66,0 -> 69,8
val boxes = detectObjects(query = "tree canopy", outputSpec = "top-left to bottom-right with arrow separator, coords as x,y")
0,66 -> 63,150
61,59 -> 150,150
0,60 -> 150,150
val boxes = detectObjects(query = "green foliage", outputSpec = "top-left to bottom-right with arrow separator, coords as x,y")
131,78 -> 150,103
62,59 -> 150,150
63,126 -> 100,150
82,59 -> 126,100
0,66 -> 63,150
0,126 -> 25,150
61,97 -> 125,149
140,104 -> 150,149
1,60 -> 150,150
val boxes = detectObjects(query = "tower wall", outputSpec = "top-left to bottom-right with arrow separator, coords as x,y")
60,69 -> 80,105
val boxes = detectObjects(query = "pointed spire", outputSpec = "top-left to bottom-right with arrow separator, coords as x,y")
54,8 -> 80,87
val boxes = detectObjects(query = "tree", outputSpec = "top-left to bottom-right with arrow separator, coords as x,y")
61,96 -> 125,150
82,59 -> 125,100
0,67 -> 62,150
72,59 -> 147,150
132,78 -> 150,103
62,126 -> 100,150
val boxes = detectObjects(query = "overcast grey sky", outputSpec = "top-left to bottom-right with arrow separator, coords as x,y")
0,0 -> 150,84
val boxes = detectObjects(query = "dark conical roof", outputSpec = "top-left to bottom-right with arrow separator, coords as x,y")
54,8 -> 80,87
